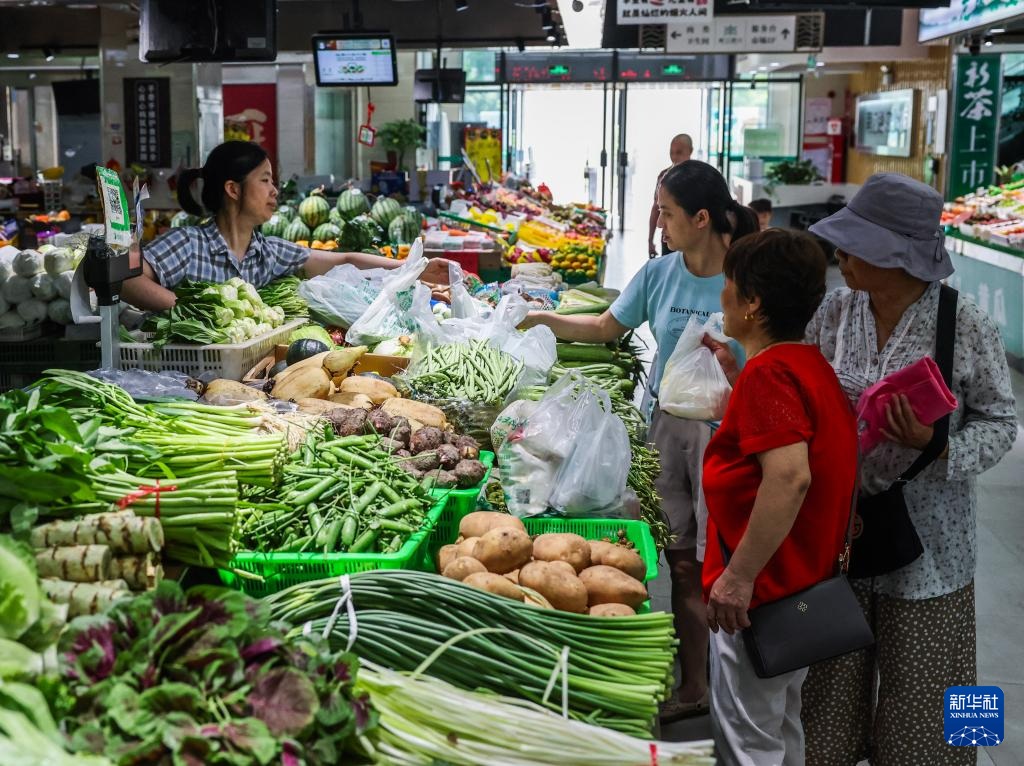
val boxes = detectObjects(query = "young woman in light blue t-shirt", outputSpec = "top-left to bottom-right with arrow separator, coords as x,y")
522,160 -> 758,723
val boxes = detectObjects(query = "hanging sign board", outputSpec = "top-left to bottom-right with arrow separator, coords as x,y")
502,52 -> 614,84
949,54 -> 1003,199
464,128 -> 502,183
666,16 -> 796,53
123,77 -> 171,168
618,0 -> 712,26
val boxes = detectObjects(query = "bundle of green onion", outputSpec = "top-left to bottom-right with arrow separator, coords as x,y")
127,431 -> 286,488
258,275 -> 308,318
266,570 -> 677,736
357,662 -> 714,766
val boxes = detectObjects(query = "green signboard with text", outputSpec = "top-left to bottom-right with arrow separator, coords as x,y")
950,54 -> 1003,200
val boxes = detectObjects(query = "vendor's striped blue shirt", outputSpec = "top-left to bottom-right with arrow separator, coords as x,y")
143,221 -> 309,288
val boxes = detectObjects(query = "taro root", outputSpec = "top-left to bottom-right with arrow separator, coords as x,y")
453,434 -> 481,460
377,437 -> 405,454
453,459 -> 487,489
412,451 -> 441,472
410,426 -> 445,454
426,469 -> 458,489
389,417 -> 412,448
328,408 -> 368,437
394,449 -> 412,459
366,408 -> 395,435
436,443 -> 461,470
398,462 -> 424,480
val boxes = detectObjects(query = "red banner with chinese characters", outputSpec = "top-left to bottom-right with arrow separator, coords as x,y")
223,84 -> 278,176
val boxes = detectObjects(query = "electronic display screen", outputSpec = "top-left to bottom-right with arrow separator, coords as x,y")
312,34 -> 398,87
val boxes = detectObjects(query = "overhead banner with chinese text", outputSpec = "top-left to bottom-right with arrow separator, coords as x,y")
618,0 -> 712,25
949,54 -> 1002,200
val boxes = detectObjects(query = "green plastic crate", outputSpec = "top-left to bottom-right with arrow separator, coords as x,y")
219,497 -> 447,598
429,450 -> 495,517
426,511 -> 658,584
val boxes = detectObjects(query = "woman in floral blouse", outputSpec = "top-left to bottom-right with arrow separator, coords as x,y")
798,174 -> 1018,765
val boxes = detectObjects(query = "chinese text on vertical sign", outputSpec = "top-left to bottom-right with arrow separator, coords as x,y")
950,54 -> 1002,199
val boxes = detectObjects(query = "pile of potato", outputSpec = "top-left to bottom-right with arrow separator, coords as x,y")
437,511 -> 648,617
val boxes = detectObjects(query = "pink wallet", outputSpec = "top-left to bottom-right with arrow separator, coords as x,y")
856,356 -> 958,453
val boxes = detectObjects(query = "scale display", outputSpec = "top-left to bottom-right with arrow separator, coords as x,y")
312,34 -> 398,87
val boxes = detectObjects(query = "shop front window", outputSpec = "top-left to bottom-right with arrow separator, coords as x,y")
728,79 -> 801,178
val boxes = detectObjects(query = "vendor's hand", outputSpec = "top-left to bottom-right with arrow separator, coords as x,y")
421,258 -> 454,285
702,335 -> 741,386
882,394 -> 935,451
707,567 -> 754,635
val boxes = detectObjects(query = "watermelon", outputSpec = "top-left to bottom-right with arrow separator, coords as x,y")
261,213 -> 288,238
312,222 -> 342,242
337,188 -> 371,221
329,206 -> 345,226
283,218 -> 312,243
299,192 -> 331,229
339,215 -> 383,251
171,211 -> 199,228
388,215 -> 421,245
276,204 -> 296,222
370,197 -> 403,229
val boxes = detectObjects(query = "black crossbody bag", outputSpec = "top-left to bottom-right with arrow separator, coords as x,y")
847,284 -> 958,580
719,469 -> 875,679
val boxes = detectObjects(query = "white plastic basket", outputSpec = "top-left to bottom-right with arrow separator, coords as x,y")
119,318 -> 306,380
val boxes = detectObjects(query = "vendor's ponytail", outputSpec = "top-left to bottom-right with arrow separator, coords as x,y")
175,141 -> 269,217
660,160 -> 757,244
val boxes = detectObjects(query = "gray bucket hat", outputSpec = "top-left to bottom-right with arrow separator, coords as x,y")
808,173 -> 953,282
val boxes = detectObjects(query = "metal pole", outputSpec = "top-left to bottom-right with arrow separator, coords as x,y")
618,83 -> 628,235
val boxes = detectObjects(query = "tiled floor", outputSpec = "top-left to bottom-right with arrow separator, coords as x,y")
604,227 -> 1024,763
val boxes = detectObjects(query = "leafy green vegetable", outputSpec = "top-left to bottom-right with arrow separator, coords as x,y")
0,536 -> 42,641
288,323 -> 335,348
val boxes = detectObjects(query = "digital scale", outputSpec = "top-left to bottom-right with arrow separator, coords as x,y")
82,235 -> 142,369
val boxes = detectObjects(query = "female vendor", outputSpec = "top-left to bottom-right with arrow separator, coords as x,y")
120,141 -> 450,311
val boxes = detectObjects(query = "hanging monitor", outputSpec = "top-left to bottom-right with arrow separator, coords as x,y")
312,33 -> 399,87
413,69 -> 467,103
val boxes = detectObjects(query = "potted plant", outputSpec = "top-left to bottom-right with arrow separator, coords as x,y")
764,159 -> 823,195
377,119 -> 426,173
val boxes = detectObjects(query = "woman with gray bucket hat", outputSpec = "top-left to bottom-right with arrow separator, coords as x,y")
795,173 -> 1018,765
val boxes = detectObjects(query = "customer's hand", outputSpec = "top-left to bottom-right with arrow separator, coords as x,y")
882,394 -> 935,451
702,335 -> 741,387
421,257 -> 454,285
707,568 -> 754,635
518,311 -> 543,330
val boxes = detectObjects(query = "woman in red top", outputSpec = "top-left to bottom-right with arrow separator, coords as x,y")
701,230 -> 858,766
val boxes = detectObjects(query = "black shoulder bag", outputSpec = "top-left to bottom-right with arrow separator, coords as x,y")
847,284 -> 958,580
718,461 -> 875,679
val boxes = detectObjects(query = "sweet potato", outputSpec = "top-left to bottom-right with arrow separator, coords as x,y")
458,511 -> 525,540
329,392 -> 374,410
442,556 -> 487,581
589,603 -> 636,618
381,398 -> 447,429
472,527 -> 533,575
532,533 -> 592,574
578,565 -> 648,609
518,561 -> 588,613
338,376 -> 398,404
455,537 -> 480,559
463,572 -> 524,601
437,544 -> 459,572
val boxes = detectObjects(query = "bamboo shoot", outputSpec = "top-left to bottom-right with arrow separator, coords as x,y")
31,513 -> 163,554
41,579 -> 130,617
35,545 -> 111,582
109,554 -> 163,590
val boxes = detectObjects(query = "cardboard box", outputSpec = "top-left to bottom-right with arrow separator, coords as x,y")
353,353 -> 410,378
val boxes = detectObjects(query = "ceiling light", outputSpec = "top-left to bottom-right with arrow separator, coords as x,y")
541,9 -> 555,31
454,0 -> 468,10
546,33 -> 557,42
6,53 -> 19,59
816,61 -> 825,67
984,35 -> 994,46
991,27 -> 1005,33
28,73 -> 36,79
43,47 -> 55,61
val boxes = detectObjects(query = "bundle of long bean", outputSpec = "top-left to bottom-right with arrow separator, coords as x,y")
56,468 -> 239,569
258,275 -> 308,317
357,662 -> 713,766
240,433 -> 435,555
266,570 -> 677,736
406,340 -> 524,403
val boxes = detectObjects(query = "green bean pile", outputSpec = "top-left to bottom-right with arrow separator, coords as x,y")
239,433 -> 434,555
407,340 -> 524,403
266,570 -> 678,737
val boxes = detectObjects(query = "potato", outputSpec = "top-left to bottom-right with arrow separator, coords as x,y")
437,544 -> 459,572
455,537 -> 480,559
518,561 -> 588,614
463,572 -> 524,601
587,539 -> 616,563
532,533 -> 592,574
589,603 -> 636,618
579,565 -> 648,609
442,556 -> 487,582
472,527 -> 533,575
504,569 -> 521,584
600,545 -> 646,582
458,511 -> 526,540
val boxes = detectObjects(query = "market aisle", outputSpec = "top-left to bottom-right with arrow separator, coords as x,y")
605,227 -> 1024,758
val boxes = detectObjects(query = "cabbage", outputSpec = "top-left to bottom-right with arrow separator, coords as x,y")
0,536 -> 41,641
54,271 -> 74,300
288,324 -> 335,347
372,334 -> 416,357
226,276 -> 246,289
30,274 -> 55,301
2,276 -> 33,305
46,299 -> 73,325
36,244 -> 55,254
240,283 -> 262,305
214,307 -> 234,327
253,322 -> 272,337
43,247 -> 76,277
225,325 -> 247,344
219,284 -> 239,303
0,311 -> 25,329
12,250 -> 43,278
16,299 -> 47,324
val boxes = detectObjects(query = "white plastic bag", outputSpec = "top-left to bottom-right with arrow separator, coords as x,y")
346,241 -> 429,345
448,261 -> 481,320
548,385 -> 631,517
658,312 -> 732,420
298,264 -> 385,328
